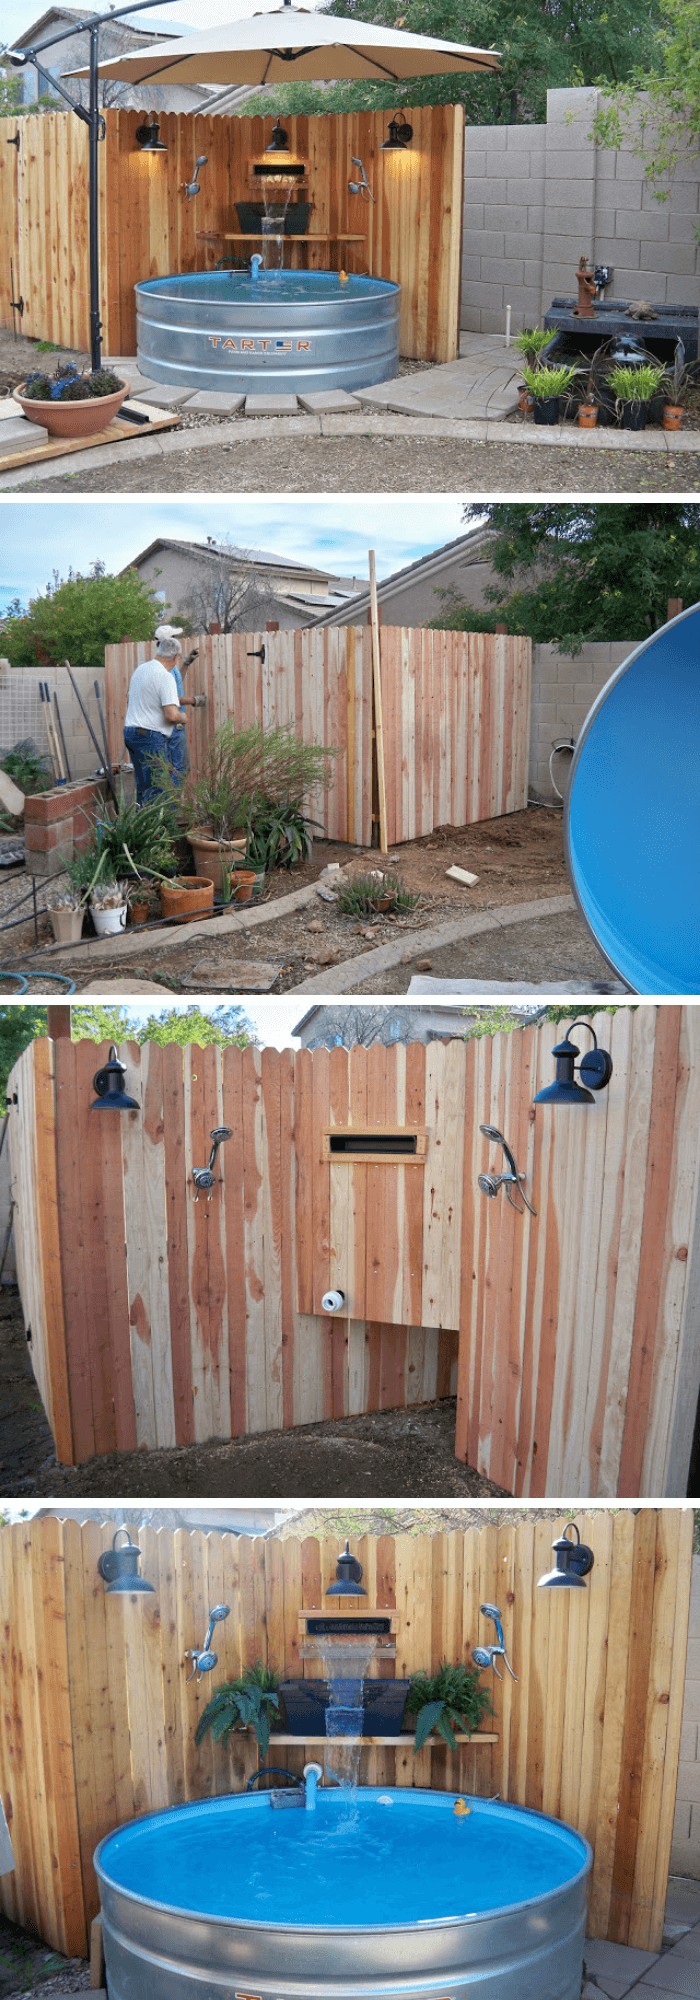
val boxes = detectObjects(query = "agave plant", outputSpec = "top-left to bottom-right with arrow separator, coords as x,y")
195,1663 -> 280,1757
405,1663 -> 492,1751
338,872 -> 418,918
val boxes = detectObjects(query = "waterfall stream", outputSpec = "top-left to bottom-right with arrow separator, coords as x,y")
315,1636 -> 379,1791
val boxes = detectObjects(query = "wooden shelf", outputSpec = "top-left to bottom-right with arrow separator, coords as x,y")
269,1733 -> 499,1747
197,230 -> 367,244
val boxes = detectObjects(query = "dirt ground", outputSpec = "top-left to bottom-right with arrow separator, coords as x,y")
3,809 -> 576,993
0,1916 -> 87,2000
0,1284 -> 506,1499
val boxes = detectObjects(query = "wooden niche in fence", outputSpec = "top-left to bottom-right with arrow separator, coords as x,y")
0,1513 -> 692,1961
0,103 -> 464,363
8,1009 -> 700,1494
105,627 -> 532,848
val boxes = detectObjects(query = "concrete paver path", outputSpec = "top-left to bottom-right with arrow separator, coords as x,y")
358,331 -> 521,420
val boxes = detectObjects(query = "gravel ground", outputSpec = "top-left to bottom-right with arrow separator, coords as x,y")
16,434 -> 699,492
0,1915 -> 87,2000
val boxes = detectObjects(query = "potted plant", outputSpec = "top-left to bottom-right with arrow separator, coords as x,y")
127,881 -> 157,927
195,1664 -> 281,1758
405,1663 -> 492,1750
514,328 -> 551,367
662,345 -> 690,431
278,1678 -> 411,1738
577,360 -> 600,428
521,362 -> 580,426
165,723 -> 335,892
45,883 -> 85,945
160,875 -> 215,923
15,361 -> 128,439
338,873 -> 418,919
90,878 -> 128,936
608,359 -> 666,431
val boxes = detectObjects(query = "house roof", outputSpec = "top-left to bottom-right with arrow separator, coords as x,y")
308,525 -> 495,626
122,536 -> 359,589
12,7 -> 181,48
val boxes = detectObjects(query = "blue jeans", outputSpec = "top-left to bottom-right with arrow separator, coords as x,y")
168,727 -> 189,778
124,726 -> 171,804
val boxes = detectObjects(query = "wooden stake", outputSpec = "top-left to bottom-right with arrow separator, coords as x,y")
368,549 -> 388,855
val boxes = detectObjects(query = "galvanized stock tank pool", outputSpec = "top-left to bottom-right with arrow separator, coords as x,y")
135,269 -> 401,395
95,1788 -> 592,2000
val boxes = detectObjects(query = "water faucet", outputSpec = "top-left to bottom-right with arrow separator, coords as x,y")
471,1604 -> 518,1683
250,253 -> 265,278
303,1761 -> 323,1809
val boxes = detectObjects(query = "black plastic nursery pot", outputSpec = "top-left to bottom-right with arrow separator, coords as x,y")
279,1678 -> 410,1736
619,402 -> 647,430
533,396 -> 561,425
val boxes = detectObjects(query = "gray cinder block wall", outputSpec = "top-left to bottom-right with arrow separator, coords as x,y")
0,663 -> 106,779
672,1554 -> 700,1878
530,641 -> 629,799
462,86 -> 700,333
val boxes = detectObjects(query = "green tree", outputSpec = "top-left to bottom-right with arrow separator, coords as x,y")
592,0 -> 700,214
2,563 -> 158,668
433,503 -> 700,652
0,1007 -> 47,1102
244,0 -> 663,125
72,1004 -> 255,1048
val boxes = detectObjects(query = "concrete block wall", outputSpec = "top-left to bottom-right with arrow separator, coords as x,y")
23,778 -> 107,878
0,663 -> 107,780
530,641 -> 629,798
462,86 -> 700,332
672,1554 -> 700,1878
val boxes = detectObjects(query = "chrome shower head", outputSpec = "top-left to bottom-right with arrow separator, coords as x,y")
480,1122 -> 504,1143
478,1172 -> 501,1198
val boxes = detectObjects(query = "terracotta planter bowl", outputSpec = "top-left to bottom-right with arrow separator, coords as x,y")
189,831 -> 246,893
160,876 -> 214,924
14,380 -> 128,438
578,404 -> 598,428
233,868 -> 257,904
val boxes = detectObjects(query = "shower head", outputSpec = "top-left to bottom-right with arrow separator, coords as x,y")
478,1127 -> 537,1216
210,1127 -> 232,1146
478,1172 -> 501,1198
480,1123 -> 504,1143
208,1603 -> 230,1623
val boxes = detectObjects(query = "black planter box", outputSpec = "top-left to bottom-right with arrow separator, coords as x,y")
279,1678 -> 410,1737
236,201 -> 313,237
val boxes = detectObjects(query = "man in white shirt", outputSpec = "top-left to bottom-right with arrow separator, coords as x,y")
123,631 -> 188,803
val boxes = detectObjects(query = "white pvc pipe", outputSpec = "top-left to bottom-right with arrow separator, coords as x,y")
505,304 -> 512,347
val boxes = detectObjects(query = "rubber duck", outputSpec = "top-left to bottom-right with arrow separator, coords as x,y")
339,269 -> 349,283
453,1799 -> 471,1818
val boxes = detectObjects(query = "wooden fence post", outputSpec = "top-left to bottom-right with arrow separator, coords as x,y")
368,550 -> 388,855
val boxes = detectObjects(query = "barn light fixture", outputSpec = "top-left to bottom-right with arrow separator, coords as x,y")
91,1045 -> 140,1112
533,1020 -> 613,1107
265,118 -> 290,153
97,1527 -> 155,1594
382,114 -> 413,150
326,1541 -> 367,1598
135,118 -> 167,152
537,1522 -> 595,1590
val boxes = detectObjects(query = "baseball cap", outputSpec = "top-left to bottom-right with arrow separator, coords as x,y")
155,623 -> 184,644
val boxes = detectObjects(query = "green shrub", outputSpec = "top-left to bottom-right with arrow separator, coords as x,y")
406,1663 -> 492,1751
1,739 -> 51,795
195,1663 -> 280,1757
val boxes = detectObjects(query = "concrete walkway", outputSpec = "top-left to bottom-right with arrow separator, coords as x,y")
583,1877 -> 700,1998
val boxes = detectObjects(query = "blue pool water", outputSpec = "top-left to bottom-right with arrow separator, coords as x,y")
98,1790 -> 588,1928
566,603 -> 700,993
137,271 -> 397,305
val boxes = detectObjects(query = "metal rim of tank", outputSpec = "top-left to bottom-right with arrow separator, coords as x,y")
94,1788 -> 593,1936
135,274 -> 400,314
563,596 -> 700,990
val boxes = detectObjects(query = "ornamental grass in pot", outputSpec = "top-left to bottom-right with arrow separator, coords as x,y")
608,359 -> 666,430
662,345 -> 691,431
15,361 -> 128,438
521,361 -> 580,425
160,722 -> 336,888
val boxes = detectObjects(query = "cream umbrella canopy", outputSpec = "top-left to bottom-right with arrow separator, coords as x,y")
73,3 -> 500,88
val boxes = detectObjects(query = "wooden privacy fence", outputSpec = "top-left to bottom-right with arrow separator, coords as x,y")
0,1512 -> 692,1960
0,103 -> 463,363
8,1010 -> 700,1494
104,628 -> 532,847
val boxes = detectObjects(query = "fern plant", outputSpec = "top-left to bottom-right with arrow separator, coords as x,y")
406,1663 -> 492,1752
195,1663 -> 280,1758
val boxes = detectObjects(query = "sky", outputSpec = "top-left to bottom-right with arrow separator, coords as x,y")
0,497 -> 469,615
2,0 -> 326,47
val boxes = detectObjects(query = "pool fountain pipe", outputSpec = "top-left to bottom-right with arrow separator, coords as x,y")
471,1604 -> 518,1682
303,1762 -> 323,1809
182,154 -> 207,197
184,1602 -> 230,1679
477,1124 -> 536,1216
192,1125 -> 232,1196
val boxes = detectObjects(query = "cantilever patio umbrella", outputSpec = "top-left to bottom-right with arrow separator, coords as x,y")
75,5 -> 500,88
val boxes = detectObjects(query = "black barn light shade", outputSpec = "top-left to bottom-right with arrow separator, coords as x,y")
382,115 -> 413,150
538,1522 -> 595,1590
326,1541 -> 368,1597
91,1045 -> 140,1112
135,117 -> 167,151
533,1019 -> 613,1107
97,1528 -> 155,1594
